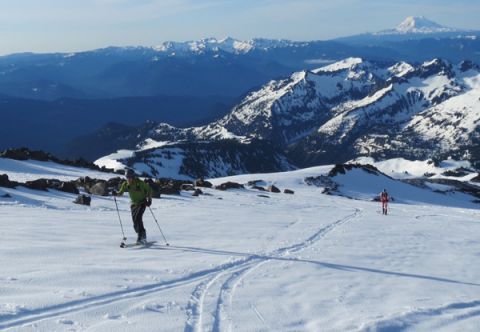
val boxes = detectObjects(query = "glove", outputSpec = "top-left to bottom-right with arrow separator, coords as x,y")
145,198 -> 152,207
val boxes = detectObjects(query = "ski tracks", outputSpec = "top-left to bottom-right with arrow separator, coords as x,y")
185,208 -> 362,332
1,209 -> 361,331
0,257 -> 251,331
361,299 -> 480,331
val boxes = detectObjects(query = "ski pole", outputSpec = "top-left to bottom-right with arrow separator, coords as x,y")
148,206 -> 170,246
113,196 -> 127,247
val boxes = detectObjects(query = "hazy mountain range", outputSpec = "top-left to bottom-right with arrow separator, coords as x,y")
1,17 -> 479,166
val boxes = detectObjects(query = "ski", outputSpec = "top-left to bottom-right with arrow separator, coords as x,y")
122,241 -> 157,248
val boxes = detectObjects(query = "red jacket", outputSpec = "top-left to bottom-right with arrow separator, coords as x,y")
380,192 -> 389,202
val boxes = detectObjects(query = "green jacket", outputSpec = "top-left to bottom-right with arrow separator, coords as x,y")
117,179 -> 153,206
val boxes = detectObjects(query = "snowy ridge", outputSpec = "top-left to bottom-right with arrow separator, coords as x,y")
388,61 -> 415,77
151,37 -> 307,55
96,57 -> 480,173
402,68 -> 480,150
312,57 -> 363,73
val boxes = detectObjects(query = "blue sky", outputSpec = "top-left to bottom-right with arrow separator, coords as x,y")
0,0 -> 478,55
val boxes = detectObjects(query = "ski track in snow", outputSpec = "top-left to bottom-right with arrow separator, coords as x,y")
0,209 -> 360,331
184,208 -> 362,332
2,161 -> 480,331
362,299 -> 480,331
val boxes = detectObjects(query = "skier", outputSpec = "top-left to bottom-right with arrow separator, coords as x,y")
380,189 -> 389,215
114,169 -> 153,244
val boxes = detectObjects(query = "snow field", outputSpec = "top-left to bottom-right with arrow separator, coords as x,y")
0,163 -> 480,331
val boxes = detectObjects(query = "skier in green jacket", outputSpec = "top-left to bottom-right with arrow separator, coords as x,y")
114,169 -> 153,244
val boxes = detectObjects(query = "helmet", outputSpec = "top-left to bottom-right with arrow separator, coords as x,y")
126,169 -> 136,179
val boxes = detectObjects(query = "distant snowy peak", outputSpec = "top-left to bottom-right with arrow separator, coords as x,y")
388,61 -> 414,77
313,57 -> 364,73
396,16 -> 454,33
152,37 -> 303,55
377,16 -> 459,35
153,37 -> 253,54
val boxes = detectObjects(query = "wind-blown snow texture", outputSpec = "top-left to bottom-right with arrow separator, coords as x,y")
1,160 -> 479,331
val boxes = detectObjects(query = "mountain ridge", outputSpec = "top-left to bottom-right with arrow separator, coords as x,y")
94,57 -> 480,178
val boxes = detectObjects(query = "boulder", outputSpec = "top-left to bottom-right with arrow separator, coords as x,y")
284,189 -> 295,194
328,164 -> 379,177
0,148 -> 54,161
24,179 -> 49,191
89,181 -> 108,196
192,188 -> 203,197
159,186 -> 181,195
29,150 -> 51,161
181,184 -> 196,191
252,185 -> 267,192
76,176 -> 96,191
0,148 -> 29,160
194,179 -> 213,188
267,185 -> 281,193
74,194 -> 91,206
107,177 -> 124,189
58,181 -> 79,194
0,174 -> 17,188
215,182 -> 244,191
156,178 -> 192,195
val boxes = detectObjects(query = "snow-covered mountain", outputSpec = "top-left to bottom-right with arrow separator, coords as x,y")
292,58 -> 480,165
94,57 -> 480,178
151,37 -> 308,56
377,16 -> 459,35
3,17 -> 479,160
336,16 -> 479,46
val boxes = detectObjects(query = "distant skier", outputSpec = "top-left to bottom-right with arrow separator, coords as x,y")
380,189 -> 389,215
114,169 -> 153,244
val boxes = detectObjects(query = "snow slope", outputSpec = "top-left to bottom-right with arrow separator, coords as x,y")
352,157 -> 477,181
1,163 -> 480,331
0,158 -> 114,183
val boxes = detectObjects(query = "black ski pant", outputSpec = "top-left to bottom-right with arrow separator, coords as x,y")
131,204 -> 146,239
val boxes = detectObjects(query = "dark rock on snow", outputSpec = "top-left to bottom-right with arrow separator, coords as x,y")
194,179 -> 213,188
88,181 -> 108,196
0,174 -> 18,188
267,185 -> 281,193
252,185 -> 267,191
192,188 -> 203,197
215,182 -> 244,191
328,164 -> 380,177
74,194 -> 91,206
181,184 -> 196,191
24,179 -> 50,191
